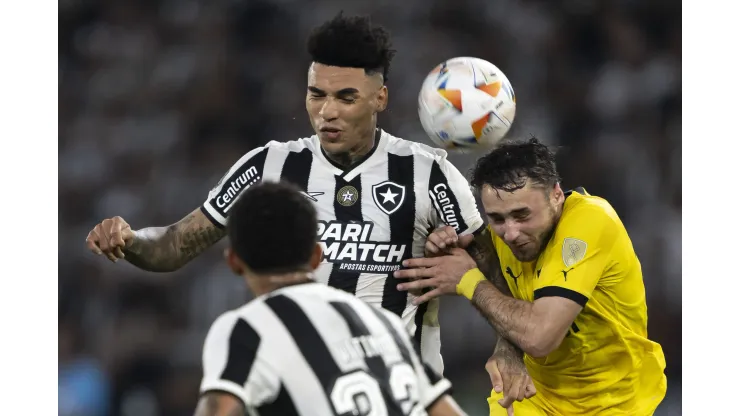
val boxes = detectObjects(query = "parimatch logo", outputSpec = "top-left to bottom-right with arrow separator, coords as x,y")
317,220 -> 408,273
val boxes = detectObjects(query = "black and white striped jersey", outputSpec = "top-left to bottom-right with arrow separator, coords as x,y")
200,283 -> 452,415
200,129 -> 485,374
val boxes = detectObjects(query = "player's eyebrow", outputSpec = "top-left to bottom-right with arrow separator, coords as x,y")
335,88 -> 360,95
486,208 -> 530,217
307,86 -> 360,96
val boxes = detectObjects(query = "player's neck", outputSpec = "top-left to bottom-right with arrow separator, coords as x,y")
323,127 -> 377,168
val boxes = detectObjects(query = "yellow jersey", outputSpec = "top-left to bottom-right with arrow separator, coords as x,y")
490,189 -> 667,415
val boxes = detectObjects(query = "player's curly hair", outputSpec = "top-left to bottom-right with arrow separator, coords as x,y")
227,181 -> 318,274
307,12 -> 396,81
470,137 -> 561,194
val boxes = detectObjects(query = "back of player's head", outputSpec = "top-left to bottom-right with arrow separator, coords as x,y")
471,137 -> 561,193
307,12 -> 396,82
227,181 -> 318,274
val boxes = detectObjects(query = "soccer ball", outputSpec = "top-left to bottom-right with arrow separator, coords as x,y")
418,57 -> 516,151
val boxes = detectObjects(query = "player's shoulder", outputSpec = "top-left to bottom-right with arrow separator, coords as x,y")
383,130 -> 450,164
558,188 -> 623,237
205,308 -> 243,342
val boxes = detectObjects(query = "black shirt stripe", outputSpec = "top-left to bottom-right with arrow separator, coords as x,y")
279,148 -> 313,191
263,295 -> 341,402
428,160 -> 469,233
211,147 -> 269,221
367,306 -> 415,366
382,153 -> 416,317
368,304 -> 453,409
327,174 -> 364,295
219,318 -> 261,386
412,302 -> 428,356
329,301 -> 405,415
533,286 -> 588,307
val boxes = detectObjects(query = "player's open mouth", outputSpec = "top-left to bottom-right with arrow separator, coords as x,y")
320,127 -> 342,140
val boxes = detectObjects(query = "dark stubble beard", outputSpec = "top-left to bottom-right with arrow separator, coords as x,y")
515,202 -> 561,263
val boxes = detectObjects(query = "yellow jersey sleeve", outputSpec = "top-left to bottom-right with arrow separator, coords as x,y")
534,204 -> 618,307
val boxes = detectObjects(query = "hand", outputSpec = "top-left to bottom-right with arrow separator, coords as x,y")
86,216 -> 135,263
394,248 -> 477,305
424,225 -> 475,257
486,352 -> 536,412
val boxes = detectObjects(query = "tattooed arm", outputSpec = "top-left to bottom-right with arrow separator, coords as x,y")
465,227 -> 525,359
466,228 -> 512,302
124,208 -> 226,272
464,229 -> 579,357
469,276 -> 581,358
194,392 -> 245,416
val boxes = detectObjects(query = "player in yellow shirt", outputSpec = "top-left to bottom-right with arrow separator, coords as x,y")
395,138 -> 667,415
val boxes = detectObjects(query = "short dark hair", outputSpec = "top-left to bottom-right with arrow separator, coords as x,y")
227,181 -> 318,274
470,137 -> 561,193
307,12 -> 396,81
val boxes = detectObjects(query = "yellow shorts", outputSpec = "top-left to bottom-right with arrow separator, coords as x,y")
487,389 -> 549,416
487,388 -> 665,416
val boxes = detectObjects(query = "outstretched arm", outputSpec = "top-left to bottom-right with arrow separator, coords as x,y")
124,208 -> 226,272
87,145 -> 271,272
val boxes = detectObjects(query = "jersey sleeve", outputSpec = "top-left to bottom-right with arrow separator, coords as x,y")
200,145 -> 270,228
428,154 -> 484,235
200,311 -> 279,409
534,205 -> 619,307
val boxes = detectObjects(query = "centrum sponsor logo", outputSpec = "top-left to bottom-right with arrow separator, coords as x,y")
216,166 -> 260,212
317,220 -> 407,272
429,183 -> 460,231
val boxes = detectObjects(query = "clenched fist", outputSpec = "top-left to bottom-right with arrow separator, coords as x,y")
86,216 -> 135,262
424,225 -> 474,257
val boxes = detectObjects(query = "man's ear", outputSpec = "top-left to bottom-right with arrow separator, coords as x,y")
376,85 -> 388,112
551,182 -> 565,205
309,243 -> 324,270
225,248 -> 244,276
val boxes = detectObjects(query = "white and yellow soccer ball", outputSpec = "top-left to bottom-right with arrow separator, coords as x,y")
418,57 -> 516,152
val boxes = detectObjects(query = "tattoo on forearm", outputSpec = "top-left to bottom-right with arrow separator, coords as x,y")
124,209 -> 226,272
177,211 -> 227,260
466,227 -> 512,296
466,228 -> 536,353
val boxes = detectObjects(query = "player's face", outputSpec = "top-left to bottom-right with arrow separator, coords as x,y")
306,63 -> 388,156
480,182 -> 564,262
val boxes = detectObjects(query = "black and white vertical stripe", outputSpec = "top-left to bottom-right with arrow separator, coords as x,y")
199,283 -> 452,415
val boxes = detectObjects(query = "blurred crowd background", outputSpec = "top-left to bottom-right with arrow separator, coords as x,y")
59,0 -> 681,414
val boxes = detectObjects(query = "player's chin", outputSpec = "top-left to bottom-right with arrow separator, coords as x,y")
512,246 -> 539,263
319,138 -> 350,154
